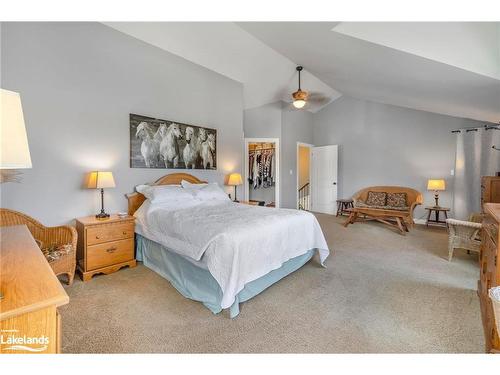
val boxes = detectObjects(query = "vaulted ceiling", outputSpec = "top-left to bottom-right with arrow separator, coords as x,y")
105,22 -> 500,122
104,22 -> 341,112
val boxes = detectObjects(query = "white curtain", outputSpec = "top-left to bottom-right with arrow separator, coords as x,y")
452,127 -> 500,219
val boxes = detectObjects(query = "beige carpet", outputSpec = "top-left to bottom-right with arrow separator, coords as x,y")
59,214 -> 484,353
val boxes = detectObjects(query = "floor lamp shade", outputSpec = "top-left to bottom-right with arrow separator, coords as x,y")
0,89 -> 32,169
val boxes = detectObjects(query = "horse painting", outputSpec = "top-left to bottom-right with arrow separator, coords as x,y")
182,127 -> 197,169
130,114 -> 217,170
158,123 -> 183,168
201,133 -> 216,169
135,121 -> 160,168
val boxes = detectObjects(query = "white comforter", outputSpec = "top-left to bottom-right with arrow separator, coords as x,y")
136,200 -> 329,309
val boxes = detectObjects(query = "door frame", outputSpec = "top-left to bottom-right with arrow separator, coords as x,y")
244,137 -> 280,208
311,144 -> 339,214
296,142 -> 314,209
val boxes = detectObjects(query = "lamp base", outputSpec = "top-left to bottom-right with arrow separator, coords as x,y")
96,188 -> 110,219
95,212 -> 110,220
433,193 -> 440,208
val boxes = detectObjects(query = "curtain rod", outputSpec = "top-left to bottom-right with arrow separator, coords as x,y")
451,123 -> 500,134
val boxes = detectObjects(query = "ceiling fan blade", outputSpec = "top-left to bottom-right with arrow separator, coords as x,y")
307,92 -> 332,105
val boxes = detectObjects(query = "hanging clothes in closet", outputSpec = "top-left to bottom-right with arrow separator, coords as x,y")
248,147 -> 275,189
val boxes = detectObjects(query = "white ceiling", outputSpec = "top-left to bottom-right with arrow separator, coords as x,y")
238,22 -> 500,123
333,22 -> 500,79
105,22 -> 500,122
103,22 -> 341,112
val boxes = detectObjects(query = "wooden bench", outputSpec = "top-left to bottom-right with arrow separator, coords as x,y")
343,207 -> 410,235
343,186 -> 423,235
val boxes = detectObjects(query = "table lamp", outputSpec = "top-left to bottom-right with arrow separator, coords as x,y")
0,89 -> 33,299
227,173 -> 243,202
427,179 -> 445,207
0,89 -> 32,183
86,171 -> 115,219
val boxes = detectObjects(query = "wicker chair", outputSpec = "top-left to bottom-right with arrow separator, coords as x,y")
446,213 -> 483,262
0,208 -> 77,285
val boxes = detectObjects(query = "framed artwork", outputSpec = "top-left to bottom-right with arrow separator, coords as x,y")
130,113 -> 217,170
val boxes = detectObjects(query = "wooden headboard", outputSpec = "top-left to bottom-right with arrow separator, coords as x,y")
126,173 -> 207,215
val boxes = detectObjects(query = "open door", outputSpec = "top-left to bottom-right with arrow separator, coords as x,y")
311,145 -> 338,214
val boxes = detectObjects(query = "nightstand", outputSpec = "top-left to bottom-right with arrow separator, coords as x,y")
76,215 -> 136,281
425,206 -> 450,227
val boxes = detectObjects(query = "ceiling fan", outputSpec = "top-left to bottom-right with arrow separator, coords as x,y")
291,66 -> 330,110
292,66 -> 308,109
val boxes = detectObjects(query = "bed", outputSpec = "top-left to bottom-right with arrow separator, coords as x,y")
127,173 -> 330,318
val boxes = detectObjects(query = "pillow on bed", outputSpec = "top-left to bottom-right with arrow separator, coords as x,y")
181,180 -> 208,190
192,183 -> 230,202
136,184 -> 194,203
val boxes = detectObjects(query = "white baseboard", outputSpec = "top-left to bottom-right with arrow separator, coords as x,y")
414,219 -> 427,225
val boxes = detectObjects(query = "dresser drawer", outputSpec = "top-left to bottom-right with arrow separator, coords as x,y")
86,222 -> 134,245
86,238 -> 134,270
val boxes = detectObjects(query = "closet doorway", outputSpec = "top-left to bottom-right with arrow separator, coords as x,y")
244,138 -> 280,208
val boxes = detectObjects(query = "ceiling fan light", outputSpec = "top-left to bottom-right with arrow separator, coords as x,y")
293,99 -> 306,109
292,67 -> 308,109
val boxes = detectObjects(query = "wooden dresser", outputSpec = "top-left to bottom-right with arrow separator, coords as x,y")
0,225 -> 69,354
76,215 -> 136,281
480,203 -> 500,353
482,176 -> 500,208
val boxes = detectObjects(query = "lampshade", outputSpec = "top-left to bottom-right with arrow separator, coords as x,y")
86,171 -> 116,189
227,173 -> 243,186
0,89 -> 32,169
427,179 -> 446,191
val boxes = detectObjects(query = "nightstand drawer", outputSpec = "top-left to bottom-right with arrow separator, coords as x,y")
86,238 -> 134,270
86,222 -> 134,245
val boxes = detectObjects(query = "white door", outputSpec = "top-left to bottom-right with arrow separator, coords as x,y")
311,145 -> 338,214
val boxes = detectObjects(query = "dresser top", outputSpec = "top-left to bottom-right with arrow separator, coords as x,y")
0,225 -> 69,320
76,214 -> 135,226
484,203 -> 500,223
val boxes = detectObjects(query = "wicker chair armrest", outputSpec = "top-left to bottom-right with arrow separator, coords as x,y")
446,219 -> 482,229
468,212 -> 483,223
446,218 -> 482,240
410,201 -> 421,209
409,201 -> 421,215
43,225 -> 78,250
352,197 -> 363,205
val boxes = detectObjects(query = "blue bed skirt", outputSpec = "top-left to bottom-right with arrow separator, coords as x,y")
135,234 -> 315,318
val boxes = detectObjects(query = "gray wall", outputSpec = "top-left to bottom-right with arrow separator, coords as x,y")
243,102 -> 282,138
243,102 -> 282,205
313,96 -> 485,220
243,102 -> 314,209
1,22 -> 244,225
281,107 -> 313,209
2,22 -> 488,223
